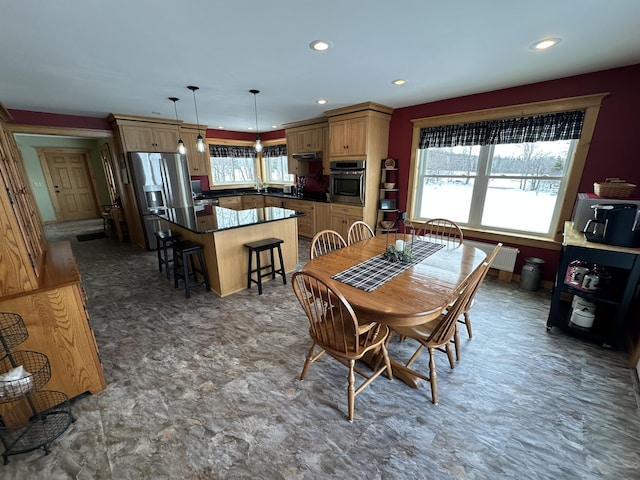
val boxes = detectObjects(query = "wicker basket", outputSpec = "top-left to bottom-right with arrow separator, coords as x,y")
593,178 -> 636,198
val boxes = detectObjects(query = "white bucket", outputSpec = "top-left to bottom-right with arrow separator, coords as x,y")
572,296 -> 596,314
570,308 -> 596,328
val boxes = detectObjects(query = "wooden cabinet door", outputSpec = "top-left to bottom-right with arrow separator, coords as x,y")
120,125 -> 155,151
314,202 -> 330,233
329,120 -> 349,157
264,196 -> 283,208
242,195 -> 264,209
182,130 -> 210,177
218,196 -> 242,210
299,128 -> 323,151
153,126 -> 179,152
346,117 -> 367,156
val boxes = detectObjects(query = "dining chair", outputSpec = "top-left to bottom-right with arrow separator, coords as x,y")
386,263 -> 484,405
292,271 -> 393,421
419,218 -> 463,248
347,221 -> 375,245
310,230 -> 347,259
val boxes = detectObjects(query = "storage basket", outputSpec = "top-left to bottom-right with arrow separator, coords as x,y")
593,178 -> 636,198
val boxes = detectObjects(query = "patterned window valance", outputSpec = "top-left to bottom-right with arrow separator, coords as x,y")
208,144 -> 257,158
262,144 -> 287,158
419,110 -> 585,149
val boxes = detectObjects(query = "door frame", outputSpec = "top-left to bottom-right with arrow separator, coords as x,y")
38,147 -> 101,222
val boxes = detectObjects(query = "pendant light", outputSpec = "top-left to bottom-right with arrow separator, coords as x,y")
187,85 -> 206,153
169,97 -> 187,155
250,89 -> 263,153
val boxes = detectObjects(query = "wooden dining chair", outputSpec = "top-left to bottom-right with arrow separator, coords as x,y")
419,218 -> 463,248
453,243 -> 503,356
347,221 -> 375,245
310,230 -> 347,259
386,263 -> 484,405
292,271 -> 393,421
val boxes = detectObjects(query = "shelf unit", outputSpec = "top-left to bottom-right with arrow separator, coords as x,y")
376,160 -> 399,233
546,222 -> 640,348
0,312 -> 74,464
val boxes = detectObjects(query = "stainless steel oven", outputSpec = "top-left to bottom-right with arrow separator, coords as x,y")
329,160 -> 365,205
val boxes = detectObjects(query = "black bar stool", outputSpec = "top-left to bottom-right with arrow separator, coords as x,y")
245,238 -> 286,295
173,240 -> 210,298
154,230 -> 181,279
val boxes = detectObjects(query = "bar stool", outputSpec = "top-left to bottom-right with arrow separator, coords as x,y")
173,240 -> 210,298
154,230 -> 181,279
245,238 -> 286,295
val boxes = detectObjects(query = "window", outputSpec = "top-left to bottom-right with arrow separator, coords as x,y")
408,96 -> 608,239
209,144 -> 256,186
262,144 -> 293,184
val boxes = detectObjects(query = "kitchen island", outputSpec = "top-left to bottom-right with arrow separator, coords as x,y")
156,206 -> 303,297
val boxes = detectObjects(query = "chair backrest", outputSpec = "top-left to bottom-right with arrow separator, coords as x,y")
347,221 -> 375,245
462,242 -> 502,311
426,263 -> 485,346
310,230 -> 347,259
292,271 -> 376,357
419,218 -> 463,248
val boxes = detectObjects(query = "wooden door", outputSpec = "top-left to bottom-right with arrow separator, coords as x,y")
41,148 -> 99,221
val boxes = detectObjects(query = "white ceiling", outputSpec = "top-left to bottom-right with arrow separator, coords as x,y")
2,1 -> 640,133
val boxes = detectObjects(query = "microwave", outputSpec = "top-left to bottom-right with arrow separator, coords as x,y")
329,161 -> 365,205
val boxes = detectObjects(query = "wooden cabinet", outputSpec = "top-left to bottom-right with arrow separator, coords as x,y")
0,105 -> 105,399
242,194 -> 264,209
376,160 -> 399,233
284,118 -> 328,176
329,117 -> 367,157
264,195 -> 284,208
181,126 -> 210,179
118,123 -> 178,152
283,198 -> 315,238
314,202 -> 331,232
218,196 -> 242,210
330,204 -> 364,239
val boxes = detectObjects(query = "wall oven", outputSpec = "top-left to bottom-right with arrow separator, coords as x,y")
329,160 -> 365,205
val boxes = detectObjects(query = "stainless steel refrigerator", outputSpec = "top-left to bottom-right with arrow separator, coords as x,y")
128,152 -> 193,250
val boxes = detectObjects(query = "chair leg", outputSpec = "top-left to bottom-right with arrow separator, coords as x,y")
300,342 -> 317,380
445,342 -> 455,369
464,312 -> 473,338
157,242 -> 163,273
246,249 -> 253,289
347,359 -> 355,422
428,347 -> 438,405
197,250 -> 210,290
276,245 -> 286,285
270,247 -> 276,279
163,242 -> 171,280
454,325 -> 461,361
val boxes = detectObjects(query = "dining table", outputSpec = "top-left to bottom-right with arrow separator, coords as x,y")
301,234 -> 487,386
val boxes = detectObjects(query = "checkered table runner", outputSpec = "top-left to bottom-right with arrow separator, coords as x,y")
332,240 -> 445,292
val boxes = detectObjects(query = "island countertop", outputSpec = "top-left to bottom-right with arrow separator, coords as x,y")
156,206 -> 305,234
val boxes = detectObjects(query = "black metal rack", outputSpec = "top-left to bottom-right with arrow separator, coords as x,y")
0,312 -> 74,465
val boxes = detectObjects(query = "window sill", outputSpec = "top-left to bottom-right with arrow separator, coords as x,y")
459,227 -> 562,251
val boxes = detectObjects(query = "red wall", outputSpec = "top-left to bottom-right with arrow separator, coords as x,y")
388,64 -> 640,281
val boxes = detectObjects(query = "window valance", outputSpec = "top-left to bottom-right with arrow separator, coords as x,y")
262,144 -> 287,158
418,110 -> 585,149
208,144 -> 257,158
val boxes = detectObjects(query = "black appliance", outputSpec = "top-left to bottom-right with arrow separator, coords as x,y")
583,203 -> 640,247
329,160 -> 365,205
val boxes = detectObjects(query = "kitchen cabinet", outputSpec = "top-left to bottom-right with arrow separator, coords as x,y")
330,204 -> 364,239
118,122 -> 178,152
314,202 -> 331,232
283,198 -> 315,238
546,222 -> 640,349
0,105 -> 105,399
328,117 -> 367,157
181,126 -> 210,179
264,196 -> 284,208
218,196 -> 242,210
284,117 -> 328,176
242,194 -> 264,209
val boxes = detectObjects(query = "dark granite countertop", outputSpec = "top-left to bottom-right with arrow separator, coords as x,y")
156,206 -> 304,234
195,189 -> 329,203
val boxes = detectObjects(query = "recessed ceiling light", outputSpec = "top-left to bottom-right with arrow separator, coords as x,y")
248,126 -> 254,131
217,125 -> 224,129
316,98 -> 327,105
530,38 -> 561,50
309,40 -> 331,51
271,125 -> 278,129
392,79 -> 406,85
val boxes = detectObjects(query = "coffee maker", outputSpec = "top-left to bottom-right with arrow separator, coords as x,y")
583,203 -> 640,247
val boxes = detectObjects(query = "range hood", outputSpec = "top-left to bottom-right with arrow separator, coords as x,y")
291,152 -> 322,161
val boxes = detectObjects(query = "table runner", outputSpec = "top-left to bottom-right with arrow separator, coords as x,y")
332,240 -> 445,292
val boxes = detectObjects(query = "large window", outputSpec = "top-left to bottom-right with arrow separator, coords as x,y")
408,96 -> 607,239
209,144 -> 256,186
262,144 -> 293,184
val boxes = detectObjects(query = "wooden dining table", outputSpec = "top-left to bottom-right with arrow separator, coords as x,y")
301,234 -> 487,386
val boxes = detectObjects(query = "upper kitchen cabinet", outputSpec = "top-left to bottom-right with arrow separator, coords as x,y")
109,114 -> 179,152
180,124 -> 211,179
325,102 -> 393,160
284,117 -> 328,175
